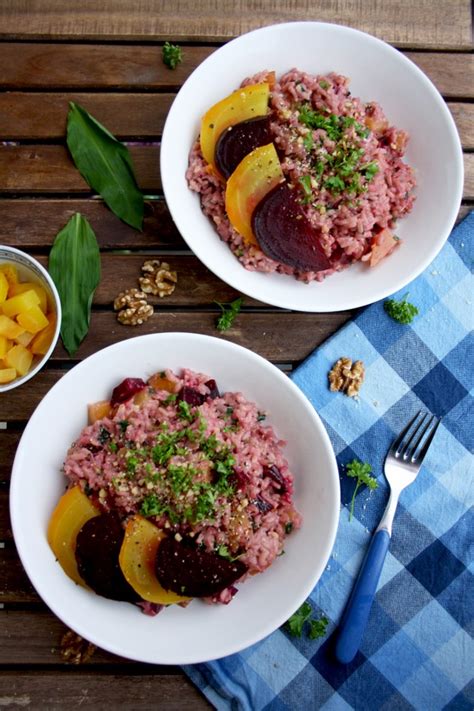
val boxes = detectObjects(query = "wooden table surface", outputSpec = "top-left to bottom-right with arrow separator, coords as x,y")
0,2 -> 472,708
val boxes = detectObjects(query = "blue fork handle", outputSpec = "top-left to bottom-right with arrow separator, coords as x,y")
335,529 -> 391,664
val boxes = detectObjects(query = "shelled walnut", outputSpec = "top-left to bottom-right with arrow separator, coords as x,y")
328,357 -> 365,397
139,259 -> 177,297
113,288 -> 154,326
59,630 -> 96,665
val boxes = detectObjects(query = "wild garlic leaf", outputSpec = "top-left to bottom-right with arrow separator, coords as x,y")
48,213 -> 101,356
67,102 -> 144,230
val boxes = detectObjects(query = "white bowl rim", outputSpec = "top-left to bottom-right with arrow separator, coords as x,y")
161,20 -> 464,313
0,245 -> 61,392
10,332 -> 340,664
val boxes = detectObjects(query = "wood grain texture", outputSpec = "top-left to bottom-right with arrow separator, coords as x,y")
1,93 -> 473,148
0,198 -> 184,250
0,0 -> 471,48
0,546 -> 37,603
2,144 -> 473,200
0,431 -> 19,482
0,671 -> 210,709
0,45 -> 472,97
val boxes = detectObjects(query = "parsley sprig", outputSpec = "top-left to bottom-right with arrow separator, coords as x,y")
215,297 -> 243,332
384,294 -> 419,324
162,42 -> 183,70
285,601 -> 329,640
346,459 -> 378,521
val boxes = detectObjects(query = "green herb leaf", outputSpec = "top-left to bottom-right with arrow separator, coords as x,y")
384,294 -> 419,324
285,602 -> 312,637
319,80 -> 330,90
308,616 -> 329,640
346,459 -> 378,521
162,42 -> 183,70
215,297 -> 243,332
298,175 -> 313,202
67,102 -> 144,230
324,176 -> 345,194
361,161 -> 379,181
302,132 -> 314,151
48,213 -> 101,356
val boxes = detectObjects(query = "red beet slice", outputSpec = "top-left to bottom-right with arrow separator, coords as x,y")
252,183 -> 331,272
75,513 -> 140,603
263,464 -> 287,493
155,537 -> 247,597
110,377 -> 147,407
204,379 -> 220,399
215,115 -> 273,179
178,386 -> 205,406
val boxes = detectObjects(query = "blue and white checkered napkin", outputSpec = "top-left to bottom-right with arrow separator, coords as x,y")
185,213 -> 474,711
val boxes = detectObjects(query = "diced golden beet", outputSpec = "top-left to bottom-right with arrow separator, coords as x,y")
0,315 -> 25,340
0,263 -> 18,287
119,515 -> 191,604
0,335 -> 11,359
148,373 -> 178,392
2,289 -> 40,318
5,344 -> 33,376
0,368 -> 17,384
0,273 -> 8,303
88,400 -> 112,424
47,485 -> 101,587
16,304 -> 49,334
14,330 -> 35,347
30,315 -> 56,356
9,282 -> 48,313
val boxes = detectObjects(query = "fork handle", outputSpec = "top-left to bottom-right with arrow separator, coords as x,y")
335,529 -> 390,664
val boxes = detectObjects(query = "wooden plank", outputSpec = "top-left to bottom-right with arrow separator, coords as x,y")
0,370 -> 63,422
0,546 -> 38,603
2,144 -> 473,200
1,93 -> 473,148
0,0 -> 471,48
0,198 -> 184,250
0,431 -> 20,482
0,145 -> 161,193
0,491 -> 11,540
0,609 -> 141,665
0,671 -> 210,709
0,44 -> 472,98
0,92 -> 174,140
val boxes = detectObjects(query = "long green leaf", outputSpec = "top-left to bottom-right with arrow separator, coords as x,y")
49,213 -> 101,356
67,102 -> 144,230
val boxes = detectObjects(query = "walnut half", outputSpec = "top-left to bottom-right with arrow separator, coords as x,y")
139,259 -> 177,298
113,288 -> 154,326
59,630 -> 96,665
328,357 -> 365,397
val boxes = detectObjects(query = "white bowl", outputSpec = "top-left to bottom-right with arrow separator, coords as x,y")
0,246 -> 61,392
10,333 -> 339,664
161,21 -> 463,312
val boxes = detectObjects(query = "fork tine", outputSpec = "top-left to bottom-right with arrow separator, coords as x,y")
412,417 -> 441,464
404,414 -> 435,461
390,410 -> 422,455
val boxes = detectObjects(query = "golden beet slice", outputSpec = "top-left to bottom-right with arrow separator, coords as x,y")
200,83 -> 270,171
225,143 -> 284,245
119,516 -> 191,604
47,485 -> 100,587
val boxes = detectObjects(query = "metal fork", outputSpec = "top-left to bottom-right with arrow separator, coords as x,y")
335,411 -> 441,664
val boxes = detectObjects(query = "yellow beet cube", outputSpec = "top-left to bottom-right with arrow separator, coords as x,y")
0,314 -> 25,340
0,273 -> 8,303
2,289 -> 40,318
9,282 -> 48,313
30,315 -> 56,356
14,330 -> 35,347
0,335 -> 12,358
17,304 -> 49,334
5,344 -> 33,376
0,367 -> 17,384
0,263 -> 18,288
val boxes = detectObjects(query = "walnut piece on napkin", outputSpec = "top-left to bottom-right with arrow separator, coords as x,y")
328,357 -> 365,397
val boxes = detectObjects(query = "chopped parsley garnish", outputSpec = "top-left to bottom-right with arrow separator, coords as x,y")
257,412 -> 266,422
346,459 -> 378,521
361,161 -> 379,180
163,393 -> 177,405
118,420 -> 129,434
98,426 -> 111,444
285,522 -> 293,534
215,297 -> 243,332
319,80 -> 330,90
178,400 -> 194,421
226,407 -> 234,416
140,494 -> 163,517
109,441 -> 118,453
162,42 -> 183,70
324,176 -> 345,194
302,132 -> 314,151
298,174 -> 313,203
308,616 -> 329,640
384,294 -> 419,324
216,544 -> 232,559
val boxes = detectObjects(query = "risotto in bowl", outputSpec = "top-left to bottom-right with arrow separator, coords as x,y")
162,22 -> 463,311
10,333 -> 339,664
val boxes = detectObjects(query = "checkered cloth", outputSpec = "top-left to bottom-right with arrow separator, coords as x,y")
184,213 -> 474,710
